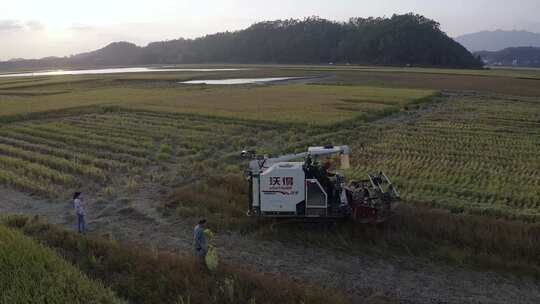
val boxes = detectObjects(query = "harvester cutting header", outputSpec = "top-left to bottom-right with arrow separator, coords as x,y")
242,145 -> 400,223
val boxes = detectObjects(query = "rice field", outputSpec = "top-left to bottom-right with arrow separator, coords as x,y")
0,72 -> 437,125
350,94 -> 540,221
0,110 -> 300,198
0,66 -> 538,222
0,66 -> 539,288
0,225 -> 123,303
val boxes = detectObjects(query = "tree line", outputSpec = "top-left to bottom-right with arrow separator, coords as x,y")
0,14 -> 483,70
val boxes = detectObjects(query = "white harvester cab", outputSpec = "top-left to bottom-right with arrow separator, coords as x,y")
243,145 -> 399,222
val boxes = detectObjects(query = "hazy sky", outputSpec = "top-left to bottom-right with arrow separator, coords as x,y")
1,0 -> 539,60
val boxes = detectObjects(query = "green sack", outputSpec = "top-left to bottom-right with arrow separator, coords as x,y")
205,245 -> 219,271
204,228 -> 215,239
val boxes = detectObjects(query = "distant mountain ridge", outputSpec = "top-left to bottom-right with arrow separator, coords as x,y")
69,42 -> 143,66
475,47 -> 540,67
0,14 -> 482,71
456,30 -> 540,52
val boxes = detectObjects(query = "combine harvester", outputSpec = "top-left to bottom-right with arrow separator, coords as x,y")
243,145 -> 400,223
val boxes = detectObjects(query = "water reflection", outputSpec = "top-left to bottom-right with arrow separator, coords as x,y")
0,67 -> 247,78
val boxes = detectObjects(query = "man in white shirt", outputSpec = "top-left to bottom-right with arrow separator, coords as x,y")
73,192 -> 86,234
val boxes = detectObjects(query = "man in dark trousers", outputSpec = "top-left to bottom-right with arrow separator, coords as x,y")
73,192 -> 86,234
193,219 -> 208,264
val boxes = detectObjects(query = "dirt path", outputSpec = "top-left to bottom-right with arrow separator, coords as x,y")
2,186 -> 539,304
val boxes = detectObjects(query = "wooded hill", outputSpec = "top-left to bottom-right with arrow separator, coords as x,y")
1,14 -> 483,70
